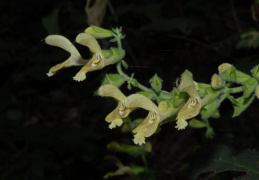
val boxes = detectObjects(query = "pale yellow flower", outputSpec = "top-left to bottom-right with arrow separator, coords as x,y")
176,75 -> 201,130
73,33 -> 104,81
45,35 -> 87,77
125,94 -> 171,145
98,84 -> 132,129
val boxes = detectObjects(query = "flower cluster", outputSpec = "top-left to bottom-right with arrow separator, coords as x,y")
98,84 -> 171,145
45,27 -> 124,82
98,79 -> 202,145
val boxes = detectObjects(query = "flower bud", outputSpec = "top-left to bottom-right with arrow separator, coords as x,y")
218,63 -> 232,74
85,26 -> 113,38
211,74 -> 224,89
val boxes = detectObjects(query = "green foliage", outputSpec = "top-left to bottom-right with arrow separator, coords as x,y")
228,94 -> 256,117
149,74 -> 163,93
201,99 -> 220,119
102,74 -> 125,87
189,144 -> 259,179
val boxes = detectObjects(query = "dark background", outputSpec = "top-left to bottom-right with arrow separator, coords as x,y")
0,0 -> 259,179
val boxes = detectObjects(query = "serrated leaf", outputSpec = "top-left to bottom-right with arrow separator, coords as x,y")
149,74 -> 163,92
229,94 -> 255,117
189,144 -> 259,179
235,70 -> 251,84
201,99 -> 220,119
137,91 -> 154,99
102,74 -> 125,87
243,78 -> 258,98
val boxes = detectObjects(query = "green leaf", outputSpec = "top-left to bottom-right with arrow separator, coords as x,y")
189,119 -> 206,128
130,79 -> 138,87
251,64 -> 259,80
102,74 -> 125,87
121,60 -> 128,69
243,78 -> 258,98
149,74 -> 163,92
171,88 -> 188,106
137,91 -> 154,99
158,91 -> 172,100
189,144 -> 259,179
109,38 -> 117,42
120,144 -> 147,156
201,99 -> 220,119
101,50 -> 111,58
88,25 -> 113,38
235,70 -> 251,84
219,66 -> 237,82
197,83 -> 211,97
229,94 -> 255,117
108,48 -> 125,64
127,83 -> 132,90
202,87 -> 222,106
205,127 -> 215,139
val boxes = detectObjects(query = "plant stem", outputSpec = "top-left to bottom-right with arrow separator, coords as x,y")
225,86 -> 244,94
116,62 -> 154,93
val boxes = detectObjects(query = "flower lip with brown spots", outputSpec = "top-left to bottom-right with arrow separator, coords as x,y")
175,75 -> 201,130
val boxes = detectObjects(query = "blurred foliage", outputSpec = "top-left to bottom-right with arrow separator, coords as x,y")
0,0 -> 259,179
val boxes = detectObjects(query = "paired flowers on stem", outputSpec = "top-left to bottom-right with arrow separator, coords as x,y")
98,74 -> 202,145
45,26 -> 124,82
98,82 -> 202,145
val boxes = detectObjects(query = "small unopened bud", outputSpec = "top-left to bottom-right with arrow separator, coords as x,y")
211,74 -> 224,89
218,63 -> 232,74
144,142 -> 152,153
158,101 -> 168,112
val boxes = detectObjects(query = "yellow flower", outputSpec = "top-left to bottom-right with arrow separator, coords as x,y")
45,35 -> 87,77
98,84 -> 132,129
125,94 -> 171,145
73,33 -> 104,82
176,75 -> 201,130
